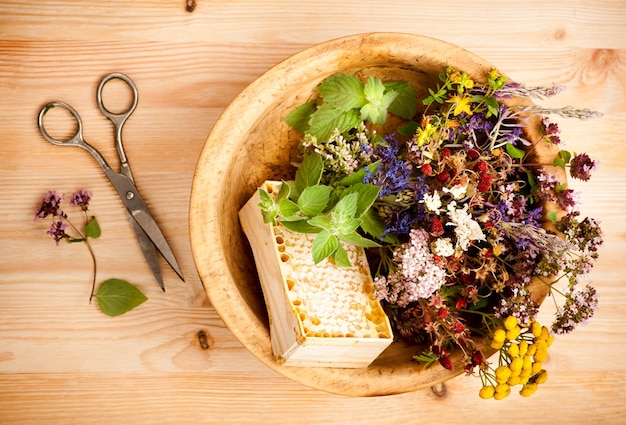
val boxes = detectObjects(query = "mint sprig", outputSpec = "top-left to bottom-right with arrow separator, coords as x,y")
257,152 -> 382,266
285,73 -> 417,141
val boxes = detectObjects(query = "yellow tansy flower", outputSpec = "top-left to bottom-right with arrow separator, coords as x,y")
479,385 -> 495,399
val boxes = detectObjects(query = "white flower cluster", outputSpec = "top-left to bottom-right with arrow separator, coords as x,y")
446,201 -> 486,251
374,229 -> 447,306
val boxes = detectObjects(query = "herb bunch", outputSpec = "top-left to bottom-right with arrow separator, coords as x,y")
34,189 -> 148,317
259,66 -> 603,399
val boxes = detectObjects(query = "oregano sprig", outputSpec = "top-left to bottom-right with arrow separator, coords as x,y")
34,189 -> 148,316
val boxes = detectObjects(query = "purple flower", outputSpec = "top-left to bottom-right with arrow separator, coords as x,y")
557,188 -> 578,212
569,153 -> 597,181
552,285 -> 598,334
542,117 -> 562,144
34,190 -> 64,221
70,189 -> 92,211
372,138 -> 411,197
47,219 -> 69,245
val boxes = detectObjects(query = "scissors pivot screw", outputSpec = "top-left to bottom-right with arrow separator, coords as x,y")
126,191 -> 135,200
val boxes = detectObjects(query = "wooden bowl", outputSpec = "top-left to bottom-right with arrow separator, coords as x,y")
189,33 -> 561,396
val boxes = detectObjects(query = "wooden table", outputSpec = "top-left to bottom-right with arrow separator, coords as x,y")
1,1 -> 624,424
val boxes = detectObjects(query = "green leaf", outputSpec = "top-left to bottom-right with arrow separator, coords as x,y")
281,220 -> 322,234
276,182 -> 291,202
297,185 -> 331,216
360,77 -> 398,125
547,211 -> 558,224
360,208 -> 386,240
94,278 -> 148,317
468,297 -> 489,311
332,242 -> 352,267
258,188 -> 278,225
307,215 -> 332,232
308,104 -> 361,142
526,170 -> 538,193
278,199 -> 300,218
397,120 -> 419,137
484,96 -> 500,117
333,192 -> 358,221
364,76 -> 386,104
505,143 -> 526,159
559,149 -> 572,163
384,81 -> 417,119
553,157 -> 566,168
311,231 -> 338,264
316,74 -> 366,111
337,217 -> 361,235
295,152 -> 323,193
413,350 -> 438,368
338,231 -> 381,248
84,216 -> 101,239
343,183 -> 381,218
285,100 -> 316,133
336,162 -> 380,186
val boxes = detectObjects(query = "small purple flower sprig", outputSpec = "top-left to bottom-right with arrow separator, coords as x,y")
34,189 -> 147,317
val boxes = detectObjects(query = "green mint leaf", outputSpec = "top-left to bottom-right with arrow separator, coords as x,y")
553,157 -> 566,168
361,90 -> 397,125
360,77 -> 398,125
281,220 -> 322,234
307,215 -> 331,232
311,231 -> 338,264
505,143 -> 526,159
94,278 -> 148,317
278,198 -> 300,218
332,192 -> 358,221
338,231 -> 381,248
258,188 -> 278,225
285,100 -> 316,133
364,76 -> 386,104
384,81 -> 417,119
316,73 -> 366,111
298,185 -> 331,216
295,152 -> 323,194
84,216 -> 101,239
277,181 -> 291,202
343,183 -> 381,218
332,242 -> 352,267
337,217 -> 361,235
359,208 -> 386,240
308,103 -> 361,142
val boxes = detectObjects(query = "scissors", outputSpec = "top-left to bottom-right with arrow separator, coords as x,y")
37,72 -> 184,291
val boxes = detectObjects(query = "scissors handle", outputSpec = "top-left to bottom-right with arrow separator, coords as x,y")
96,72 -> 138,177
37,101 -> 112,173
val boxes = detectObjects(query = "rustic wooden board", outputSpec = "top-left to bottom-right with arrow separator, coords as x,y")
1,1 -> 625,424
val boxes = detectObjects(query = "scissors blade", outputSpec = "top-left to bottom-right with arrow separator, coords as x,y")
130,209 -> 184,281
126,209 -> 165,291
104,168 -> 185,282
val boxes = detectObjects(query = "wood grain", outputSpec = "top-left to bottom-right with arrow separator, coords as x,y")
1,1 -> 625,424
